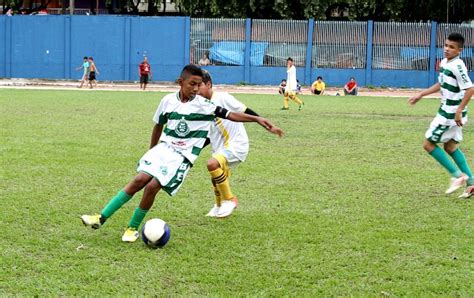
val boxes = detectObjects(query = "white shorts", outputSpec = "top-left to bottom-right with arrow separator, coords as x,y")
425,118 -> 464,143
137,142 -> 192,196
213,148 -> 246,168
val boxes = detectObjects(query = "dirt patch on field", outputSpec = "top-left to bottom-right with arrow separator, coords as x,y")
0,78 -> 431,99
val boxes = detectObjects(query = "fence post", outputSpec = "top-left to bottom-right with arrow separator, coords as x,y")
5,16 -> 12,78
305,18 -> 314,86
64,15 -> 71,79
365,20 -> 373,87
244,18 -> 251,84
184,17 -> 191,66
429,21 -> 437,87
124,17 -> 131,81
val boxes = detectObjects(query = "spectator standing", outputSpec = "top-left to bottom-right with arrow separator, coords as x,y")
88,57 -> 99,89
76,56 -> 90,88
139,57 -> 152,90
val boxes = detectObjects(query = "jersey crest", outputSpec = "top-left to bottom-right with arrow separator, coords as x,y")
175,117 -> 190,137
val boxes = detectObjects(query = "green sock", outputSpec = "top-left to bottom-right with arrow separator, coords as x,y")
429,146 -> 461,178
128,207 -> 149,229
100,190 -> 133,219
450,148 -> 474,185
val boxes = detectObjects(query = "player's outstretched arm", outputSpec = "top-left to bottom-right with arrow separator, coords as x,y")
408,82 -> 440,105
227,111 -> 284,137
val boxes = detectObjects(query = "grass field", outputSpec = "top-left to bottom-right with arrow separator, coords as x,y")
1,89 -> 473,296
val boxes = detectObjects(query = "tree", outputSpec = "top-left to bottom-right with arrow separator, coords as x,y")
173,0 -> 474,22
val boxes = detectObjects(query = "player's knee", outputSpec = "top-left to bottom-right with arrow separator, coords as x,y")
207,158 -> 220,171
423,140 -> 435,152
443,142 -> 457,154
144,178 -> 161,194
131,173 -> 152,189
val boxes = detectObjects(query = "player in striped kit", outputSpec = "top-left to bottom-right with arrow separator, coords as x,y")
198,70 -> 261,218
409,32 -> 474,198
81,65 -> 284,242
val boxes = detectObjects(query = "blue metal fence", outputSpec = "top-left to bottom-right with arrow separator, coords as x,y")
372,22 -> 431,70
437,23 -> 474,70
251,19 -> 308,67
190,18 -> 246,67
313,21 -> 367,69
1,15 -> 473,88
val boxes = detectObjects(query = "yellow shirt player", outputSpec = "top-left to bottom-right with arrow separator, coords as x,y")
311,76 -> 326,95
281,57 -> 304,111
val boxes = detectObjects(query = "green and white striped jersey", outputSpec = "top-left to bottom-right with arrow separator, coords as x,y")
437,56 -> 473,125
153,92 -> 217,164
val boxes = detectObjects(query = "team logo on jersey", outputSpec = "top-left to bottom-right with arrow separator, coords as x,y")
175,117 -> 190,137
458,65 -> 469,84
160,166 -> 168,175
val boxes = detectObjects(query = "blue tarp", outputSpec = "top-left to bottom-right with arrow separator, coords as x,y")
209,41 -> 269,66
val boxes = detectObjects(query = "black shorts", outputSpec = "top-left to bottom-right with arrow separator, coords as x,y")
88,71 -> 96,81
313,90 -> 322,95
140,74 -> 149,84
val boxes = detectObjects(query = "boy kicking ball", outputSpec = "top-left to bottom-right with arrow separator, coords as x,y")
81,65 -> 284,242
409,32 -> 474,198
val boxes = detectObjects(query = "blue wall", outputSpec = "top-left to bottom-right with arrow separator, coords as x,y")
0,15 -> 473,88
0,17 -> 6,78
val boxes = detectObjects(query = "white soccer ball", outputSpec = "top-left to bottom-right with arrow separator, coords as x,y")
141,218 -> 171,249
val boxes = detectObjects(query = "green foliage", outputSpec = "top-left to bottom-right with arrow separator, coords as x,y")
173,0 -> 474,22
1,89 -> 474,295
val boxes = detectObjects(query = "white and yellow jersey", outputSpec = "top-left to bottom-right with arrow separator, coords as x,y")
209,92 -> 249,162
286,65 -> 298,92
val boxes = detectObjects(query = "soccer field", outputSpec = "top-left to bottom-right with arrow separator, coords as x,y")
1,89 -> 472,295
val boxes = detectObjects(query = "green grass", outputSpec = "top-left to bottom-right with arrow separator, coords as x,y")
1,89 -> 473,296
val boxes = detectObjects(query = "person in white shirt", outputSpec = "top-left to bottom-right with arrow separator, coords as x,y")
281,57 -> 304,111
199,70 -> 279,218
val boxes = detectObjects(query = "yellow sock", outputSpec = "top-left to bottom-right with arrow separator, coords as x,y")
283,96 -> 289,108
209,168 -> 234,200
291,95 -> 303,105
212,180 -> 222,207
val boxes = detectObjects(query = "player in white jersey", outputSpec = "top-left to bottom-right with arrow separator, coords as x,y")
81,65 -> 284,242
409,32 -> 474,198
199,70 -> 262,218
281,57 -> 304,111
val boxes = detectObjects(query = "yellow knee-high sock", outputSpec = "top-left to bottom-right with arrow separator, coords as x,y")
209,168 -> 234,201
290,94 -> 303,105
283,96 -> 289,108
211,179 -> 222,207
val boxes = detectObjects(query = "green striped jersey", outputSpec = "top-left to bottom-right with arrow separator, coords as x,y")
153,92 -> 217,164
438,56 -> 473,124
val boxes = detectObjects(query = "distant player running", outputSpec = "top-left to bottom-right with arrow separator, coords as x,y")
281,57 -> 304,111
409,32 -> 474,198
198,70 -> 262,218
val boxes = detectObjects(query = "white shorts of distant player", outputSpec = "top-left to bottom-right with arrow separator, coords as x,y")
425,116 -> 466,143
137,142 -> 192,196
